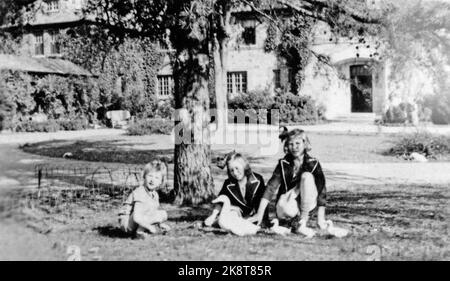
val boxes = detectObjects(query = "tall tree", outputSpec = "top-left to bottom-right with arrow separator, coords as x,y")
382,0 -> 450,118
2,0 -> 385,205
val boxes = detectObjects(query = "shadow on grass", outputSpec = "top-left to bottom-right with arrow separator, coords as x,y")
21,139 -> 278,166
21,140 -> 173,164
167,206 -> 212,223
94,225 -> 132,239
326,188 -> 448,222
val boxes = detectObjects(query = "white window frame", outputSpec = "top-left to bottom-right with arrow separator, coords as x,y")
49,30 -> 61,55
157,75 -> 174,98
227,71 -> 248,95
34,32 -> 44,55
47,1 -> 60,12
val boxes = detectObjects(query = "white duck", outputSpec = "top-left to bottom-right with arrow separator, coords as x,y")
276,188 -> 300,220
270,219 -> 291,236
322,220 -> 349,238
212,195 -> 260,236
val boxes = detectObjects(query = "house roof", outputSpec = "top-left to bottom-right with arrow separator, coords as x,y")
0,54 -> 94,77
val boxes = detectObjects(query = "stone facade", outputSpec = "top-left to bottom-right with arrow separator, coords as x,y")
18,0 -> 86,58
15,1 -> 389,120
221,19 -> 387,120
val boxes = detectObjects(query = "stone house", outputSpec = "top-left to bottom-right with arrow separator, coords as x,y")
216,8 -> 388,121
12,1 -> 395,121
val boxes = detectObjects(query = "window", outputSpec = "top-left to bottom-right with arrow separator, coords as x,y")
242,27 -> 256,45
73,0 -> 85,9
158,40 -> 170,51
47,1 -> 60,12
157,75 -> 174,97
35,32 -> 44,55
273,69 -> 281,89
50,30 -> 60,55
288,68 -> 296,93
227,72 -> 247,95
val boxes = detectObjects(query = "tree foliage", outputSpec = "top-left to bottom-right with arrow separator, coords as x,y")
381,0 -> 450,124
61,25 -> 166,119
384,0 -> 449,99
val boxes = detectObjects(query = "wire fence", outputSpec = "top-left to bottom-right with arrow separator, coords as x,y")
35,163 -> 144,191
0,164 -> 151,217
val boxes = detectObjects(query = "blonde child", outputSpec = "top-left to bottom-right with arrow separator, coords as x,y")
248,129 -> 328,237
118,160 -> 170,239
204,152 -> 267,227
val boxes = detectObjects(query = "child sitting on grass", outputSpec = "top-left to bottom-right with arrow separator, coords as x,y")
204,152 -> 267,227
118,160 -> 170,239
248,129 -> 329,237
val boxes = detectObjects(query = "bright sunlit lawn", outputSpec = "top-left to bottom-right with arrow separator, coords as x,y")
0,131 -> 447,260
1,183 -> 448,260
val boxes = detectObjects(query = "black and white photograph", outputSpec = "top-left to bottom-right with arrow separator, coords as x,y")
0,0 -> 449,264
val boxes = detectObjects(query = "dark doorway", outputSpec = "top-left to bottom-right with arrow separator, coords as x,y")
350,65 -> 373,113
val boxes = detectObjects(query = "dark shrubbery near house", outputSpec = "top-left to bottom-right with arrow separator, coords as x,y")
228,90 -> 275,110
11,118 -> 90,133
228,90 -> 325,124
154,99 -> 175,119
383,103 -> 410,124
382,102 -> 432,125
57,118 -> 89,131
0,33 -> 167,133
272,91 -> 325,124
387,131 -> 450,159
423,93 -> 450,125
127,118 -> 173,136
14,120 -> 60,133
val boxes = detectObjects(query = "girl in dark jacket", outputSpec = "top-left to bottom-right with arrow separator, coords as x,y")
204,152 -> 267,226
248,129 -> 329,237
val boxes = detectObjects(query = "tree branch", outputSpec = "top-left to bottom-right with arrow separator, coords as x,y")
277,0 -> 383,25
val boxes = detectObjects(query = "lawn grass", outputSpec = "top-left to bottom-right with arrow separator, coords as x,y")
7,131 -> 449,260
2,183 -> 448,260
20,132 -> 402,164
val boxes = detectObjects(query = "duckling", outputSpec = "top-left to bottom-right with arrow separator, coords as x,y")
211,195 -> 260,236
270,219 -> 291,236
276,188 -> 300,220
322,220 -> 349,238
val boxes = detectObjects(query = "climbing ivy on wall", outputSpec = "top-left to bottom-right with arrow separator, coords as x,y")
61,25 -> 165,119
0,69 -> 100,130
264,15 -> 314,93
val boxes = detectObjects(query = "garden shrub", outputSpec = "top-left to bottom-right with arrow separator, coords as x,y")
387,131 -> 450,158
57,118 -> 89,131
383,104 -> 409,124
272,91 -> 325,124
422,93 -> 450,125
127,118 -> 173,136
14,120 -> 60,133
228,90 -> 275,124
0,79 -> 15,131
154,99 -> 175,119
383,102 -> 434,125
228,90 -> 275,110
228,90 -> 325,124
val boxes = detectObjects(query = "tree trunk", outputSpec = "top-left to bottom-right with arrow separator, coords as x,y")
172,52 -> 215,205
213,38 -> 228,131
212,8 -> 232,133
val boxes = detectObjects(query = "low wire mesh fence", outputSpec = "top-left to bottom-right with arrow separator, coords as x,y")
0,164 -> 149,217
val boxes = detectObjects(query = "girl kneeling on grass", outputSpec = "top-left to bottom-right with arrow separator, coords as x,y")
118,160 -> 170,239
204,152 -> 268,227
248,129 -> 330,237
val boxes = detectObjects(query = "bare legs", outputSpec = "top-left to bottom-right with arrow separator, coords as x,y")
275,172 -> 325,237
